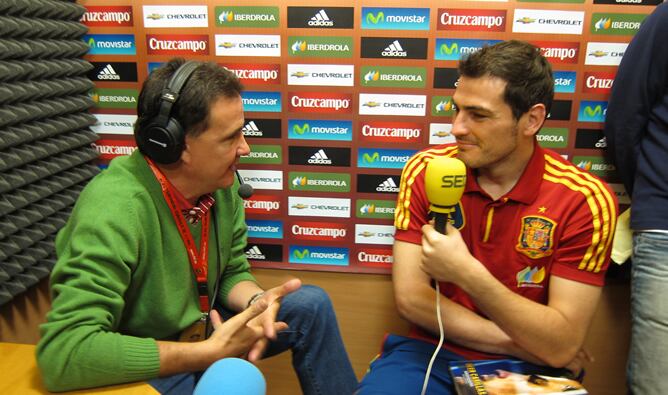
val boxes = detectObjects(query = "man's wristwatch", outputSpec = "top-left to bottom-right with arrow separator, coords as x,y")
246,291 -> 265,308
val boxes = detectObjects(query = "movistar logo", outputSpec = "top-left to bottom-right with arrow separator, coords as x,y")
293,123 -> 309,134
366,12 -> 384,24
440,42 -> 458,56
594,17 -> 612,30
363,152 -> 380,163
294,249 -> 309,259
87,37 -> 96,47
584,105 -> 603,117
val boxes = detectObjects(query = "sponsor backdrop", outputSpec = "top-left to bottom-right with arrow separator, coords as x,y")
82,0 -> 651,274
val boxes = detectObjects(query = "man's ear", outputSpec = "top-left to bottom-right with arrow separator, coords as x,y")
523,103 -> 547,137
180,135 -> 193,165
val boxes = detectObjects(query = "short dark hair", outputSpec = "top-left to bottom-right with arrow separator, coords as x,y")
134,58 -> 243,138
458,40 -> 554,120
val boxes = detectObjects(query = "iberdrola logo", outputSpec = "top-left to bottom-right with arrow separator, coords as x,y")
292,176 -> 308,186
291,41 -> 307,53
360,204 -> 376,214
516,266 -> 546,288
435,100 -> 453,112
363,70 -> 380,83
594,18 -> 612,31
577,161 -> 593,171
219,11 -> 234,23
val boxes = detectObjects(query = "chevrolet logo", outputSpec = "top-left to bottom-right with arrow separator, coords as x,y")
291,71 -> 308,78
432,131 -> 451,138
363,101 -> 381,108
147,13 -> 163,20
358,231 -> 375,237
516,17 -> 535,24
291,204 -> 308,209
218,42 -> 235,48
589,50 -> 607,57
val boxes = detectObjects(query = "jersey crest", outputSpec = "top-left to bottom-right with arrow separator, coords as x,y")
516,216 -> 556,259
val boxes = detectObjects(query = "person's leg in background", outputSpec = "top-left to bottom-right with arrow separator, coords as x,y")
263,284 -> 357,395
627,232 -> 668,395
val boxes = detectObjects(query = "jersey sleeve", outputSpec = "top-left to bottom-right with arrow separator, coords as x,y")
550,169 -> 618,286
395,146 -> 459,245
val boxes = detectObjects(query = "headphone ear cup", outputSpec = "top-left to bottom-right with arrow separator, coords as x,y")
138,117 -> 185,164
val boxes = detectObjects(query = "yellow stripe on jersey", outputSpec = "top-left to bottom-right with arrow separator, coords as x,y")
543,155 -> 617,273
395,146 -> 458,230
482,206 -> 495,243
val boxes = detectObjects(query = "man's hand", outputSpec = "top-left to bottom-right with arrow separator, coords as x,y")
206,298 -> 279,360
246,278 -> 302,362
420,222 -> 480,285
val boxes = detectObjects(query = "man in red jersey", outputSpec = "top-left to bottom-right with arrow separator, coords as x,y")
357,40 -> 617,395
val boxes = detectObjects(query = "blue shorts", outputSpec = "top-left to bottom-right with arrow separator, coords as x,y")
356,334 -> 582,395
356,334 -> 466,395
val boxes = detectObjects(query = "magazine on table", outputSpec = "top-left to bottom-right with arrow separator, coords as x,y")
449,359 -> 587,395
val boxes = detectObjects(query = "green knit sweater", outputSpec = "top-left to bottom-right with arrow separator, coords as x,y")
36,151 -> 256,392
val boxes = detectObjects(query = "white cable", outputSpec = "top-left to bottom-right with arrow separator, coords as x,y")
420,282 -> 444,395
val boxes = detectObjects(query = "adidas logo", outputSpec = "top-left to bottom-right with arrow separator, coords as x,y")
242,121 -> 262,137
308,149 -> 332,165
376,177 -> 399,193
308,9 -> 333,26
595,136 -> 607,148
382,40 -> 407,57
98,64 -> 120,80
245,245 -> 266,260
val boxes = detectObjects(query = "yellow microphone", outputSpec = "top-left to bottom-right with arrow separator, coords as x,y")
424,156 -> 466,234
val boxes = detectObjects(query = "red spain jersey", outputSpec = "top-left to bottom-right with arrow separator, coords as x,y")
394,143 -> 618,360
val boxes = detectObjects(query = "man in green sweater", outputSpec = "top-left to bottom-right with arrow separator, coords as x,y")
36,59 -> 357,394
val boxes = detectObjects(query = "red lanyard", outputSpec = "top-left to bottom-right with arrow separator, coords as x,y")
145,157 -> 211,313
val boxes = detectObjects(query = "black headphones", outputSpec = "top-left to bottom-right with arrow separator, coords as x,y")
137,61 -> 201,164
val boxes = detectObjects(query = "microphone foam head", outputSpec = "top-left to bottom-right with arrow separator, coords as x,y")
194,358 -> 266,395
238,183 -> 254,199
424,156 -> 467,213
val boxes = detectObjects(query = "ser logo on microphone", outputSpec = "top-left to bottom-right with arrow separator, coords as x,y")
441,174 -> 465,188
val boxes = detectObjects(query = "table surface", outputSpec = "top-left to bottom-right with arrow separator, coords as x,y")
0,342 -> 159,395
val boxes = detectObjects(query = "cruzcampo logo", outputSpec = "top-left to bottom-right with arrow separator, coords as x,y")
536,128 -> 569,148
288,36 -> 353,58
590,13 -> 647,35
215,6 -> 279,27
360,66 -> 426,88
356,199 -> 396,219
239,145 -> 282,164
91,88 -> 138,109
289,172 -> 350,192
573,156 -> 616,178
432,96 -> 456,116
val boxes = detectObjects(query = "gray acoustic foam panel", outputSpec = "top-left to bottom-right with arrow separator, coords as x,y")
0,0 -> 99,306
